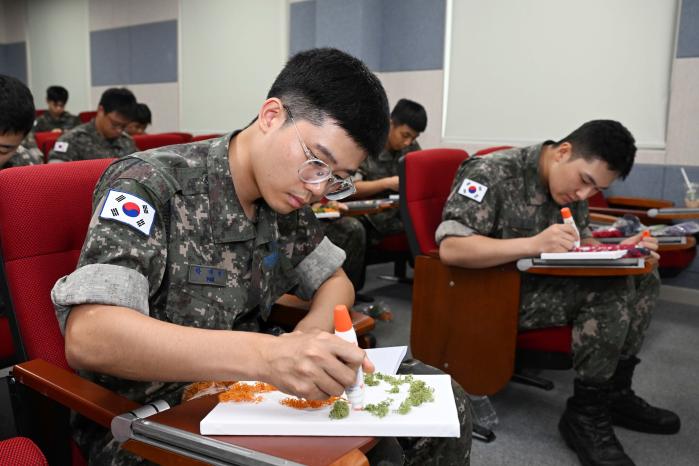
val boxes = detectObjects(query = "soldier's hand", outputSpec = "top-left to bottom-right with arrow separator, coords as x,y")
532,223 -> 578,253
259,330 -> 374,400
383,176 -> 399,192
621,231 -> 660,259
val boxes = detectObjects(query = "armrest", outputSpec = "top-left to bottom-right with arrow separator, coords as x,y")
520,257 -> 657,277
11,359 -> 137,428
605,196 -> 674,209
270,295 -> 375,336
588,206 -> 662,225
589,212 -> 619,224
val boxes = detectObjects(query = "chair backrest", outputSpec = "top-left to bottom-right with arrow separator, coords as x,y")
33,131 -> 61,158
78,111 -> 96,123
588,192 -> 609,208
399,148 -> 470,257
0,159 -> 115,370
132,133 -> 189,151
159,132 -> 193,143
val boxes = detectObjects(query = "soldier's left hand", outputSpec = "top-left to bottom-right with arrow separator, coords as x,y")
621,232 -> 659,259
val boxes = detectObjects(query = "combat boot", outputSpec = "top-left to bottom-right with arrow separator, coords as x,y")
559,378 -> 634,466
609,355 -> 680,434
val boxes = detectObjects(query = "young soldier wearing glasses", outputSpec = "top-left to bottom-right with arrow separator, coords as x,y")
51,48 -> 471,465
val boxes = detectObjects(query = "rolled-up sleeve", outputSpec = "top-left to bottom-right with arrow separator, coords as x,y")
51,176 -> 168,333
295,237 -> 345,300
52,264 -> 150,334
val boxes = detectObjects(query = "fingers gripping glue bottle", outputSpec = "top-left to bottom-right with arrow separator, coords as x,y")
561,207 -> 580,248
334,305 -> 365,410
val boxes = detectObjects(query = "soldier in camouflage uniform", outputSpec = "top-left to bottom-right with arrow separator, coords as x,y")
33,85 -> 82,132
0,74 -> 42,169
48,87 -> 138,162
438,120 -> 679,466
51,49 -> 471,466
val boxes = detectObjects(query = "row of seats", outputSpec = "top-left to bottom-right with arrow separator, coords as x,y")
32,131 -> 222,161
35,109 -> 95,123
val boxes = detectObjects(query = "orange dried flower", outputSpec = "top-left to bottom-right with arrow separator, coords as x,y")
217,381 -> 279,403
279,396 -> 340,410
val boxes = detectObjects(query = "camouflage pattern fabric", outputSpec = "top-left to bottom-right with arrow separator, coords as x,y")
438,143 -> 660,383
48,120 -> 137,162
51,133 -> 345,465
356,142 -> 420,244
1,144 -> 43,169
322,216 -> 366,291
33,111 -> 81,132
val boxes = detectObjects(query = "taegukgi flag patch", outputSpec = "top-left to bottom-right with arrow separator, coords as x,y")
99,189 -> 156,236
458,178 -> 488,203
53,141 -> 69,152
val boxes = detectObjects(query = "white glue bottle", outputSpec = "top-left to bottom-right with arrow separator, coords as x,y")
334,304 -> 365,410
561,207 -> 580,248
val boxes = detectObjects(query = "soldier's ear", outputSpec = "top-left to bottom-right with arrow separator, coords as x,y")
257,98 -> 284,135
555,142 -> 573,162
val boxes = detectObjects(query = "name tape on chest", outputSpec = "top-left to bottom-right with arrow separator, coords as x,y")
99,189 -> 156,236
457,178 -> 488,203
53,141 -> 69,153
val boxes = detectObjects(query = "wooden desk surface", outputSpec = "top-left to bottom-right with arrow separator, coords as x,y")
148,395 -> 376,466
523,256 -> 657,277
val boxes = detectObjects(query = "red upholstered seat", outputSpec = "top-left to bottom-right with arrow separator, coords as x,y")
77,111 -> 96,123
132,133 -> 190,151
0,159 -> 114,466
191,133 -> 223,142
33,131 -> 61,159
517,327 -> 572,353
473,145 -> 513,156
0,437 -> 48,466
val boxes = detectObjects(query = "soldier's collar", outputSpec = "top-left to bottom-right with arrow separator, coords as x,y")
207,131 -> 253,243
524,141 -> 554,206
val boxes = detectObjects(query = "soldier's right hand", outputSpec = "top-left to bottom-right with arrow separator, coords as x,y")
259,330 -> 371,400
531,223 -> 578,253
383,176 -> 400,192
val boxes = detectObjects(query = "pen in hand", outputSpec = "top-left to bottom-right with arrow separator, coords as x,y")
334,305 -> 365,410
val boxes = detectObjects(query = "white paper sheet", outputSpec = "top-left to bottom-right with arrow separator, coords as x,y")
364,346 -> 407,375
200,374 -> 459,437
540,250 -> 627,260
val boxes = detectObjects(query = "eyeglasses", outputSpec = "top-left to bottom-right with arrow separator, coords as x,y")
105,113 -> 128,132
284,105 -> 356,201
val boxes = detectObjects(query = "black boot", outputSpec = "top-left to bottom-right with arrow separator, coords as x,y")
559,378 -> 634,466
609,355 -> 680,434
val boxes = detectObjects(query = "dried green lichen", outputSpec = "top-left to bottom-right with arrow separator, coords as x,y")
364,398 -> 393,418
364,372 -> 380,386
329,399 -> 350,420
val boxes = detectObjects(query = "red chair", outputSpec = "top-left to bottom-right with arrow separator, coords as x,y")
474,145 -> 513,156
32,132 -> 61,160
132,133 -> 189,151
77,111 -> 96,123
399,148 -> 573,397
191,133 -> 223,142
0,436 -> 48,466
35,110 -> 46,118
159,132 -> 193,142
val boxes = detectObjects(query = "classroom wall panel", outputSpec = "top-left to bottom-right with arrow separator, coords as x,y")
90,20 -> 178,86
89,0 -> 178,31
289,0 -> 316,56
666,58 -> 699,167
26,0 -> 91,113
0,43 -> 28,84
180,0 -> 288,133
0,0 -> 27,44
677,0 -> 699,58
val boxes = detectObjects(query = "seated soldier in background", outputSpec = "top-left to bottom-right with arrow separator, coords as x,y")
48,87 -> 138,163
51,48 -> 470,466
34,85 -> 81,133
0,74 -> 43,169
437,120 -> 679,466
125,103 -> 151,136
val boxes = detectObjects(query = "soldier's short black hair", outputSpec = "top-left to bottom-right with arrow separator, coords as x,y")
557,120 -> 636,180
46,85 -> 69,104
0,74 -> 35,137
132,103 -> 152,125
99,87 -> 137,119
390,98 -> 427,133
267,48 -> 389,158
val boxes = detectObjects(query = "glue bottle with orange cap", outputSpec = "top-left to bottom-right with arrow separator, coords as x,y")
561,207 -> 580,248
334,304 -> 365,410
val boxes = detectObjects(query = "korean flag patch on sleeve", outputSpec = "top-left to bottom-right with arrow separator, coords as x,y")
458,178 -> 488,203
53,141 -> 69,153
99,189 -> 156,236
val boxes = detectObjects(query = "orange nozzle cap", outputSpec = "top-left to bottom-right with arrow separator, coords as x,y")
642,230 -> 651,238
334,305 -> 353,332
561,207 -> 572,219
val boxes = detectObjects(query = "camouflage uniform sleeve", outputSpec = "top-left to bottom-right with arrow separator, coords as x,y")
48,130 -> 83,162
286,206 -> 346,300
51,177 -> 168,334
435,159 -> 501,244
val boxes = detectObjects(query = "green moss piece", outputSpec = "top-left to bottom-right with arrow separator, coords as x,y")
364,398 -> 393,418
329,400 -> 350,420
364,372 -> 380,387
